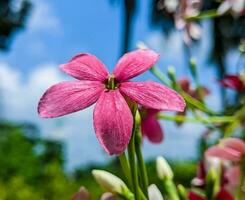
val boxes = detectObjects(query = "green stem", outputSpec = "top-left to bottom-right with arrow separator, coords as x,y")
150,66 -> 171,86
150,66 -> 216,115
134,110 -> 149,198
157,113 -> 235,124
180,91 -> 216,115
185,10 -> 220,21
162,178 -> 180,200
128,122 -> 140,200
118,152 -> 132,189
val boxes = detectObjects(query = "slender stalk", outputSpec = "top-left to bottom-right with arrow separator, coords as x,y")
185,10 -> 219,21
150,66 -> 216,115
134,110 -> 149,198
118,152 -> 132,189
128,123 -> 140,200
149,67 -> 171,86
157,113 -> 235,124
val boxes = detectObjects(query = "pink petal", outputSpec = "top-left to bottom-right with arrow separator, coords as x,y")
225,166 -> 240,187
101,193 -> 118,200
71,187 -> 91,200
141,113 -> 163,143
93,90 -> 133,155
221,138 -> 245,155
38,81 -> 104,118
216,188 -> 234,200
60,53 -> 109,81
178,78 -> 191,93
205,146 -> 241,162
113,49 -> 159,81
119,81 -> 186,111
188,192 -> 205,200
219,75 -> 245,91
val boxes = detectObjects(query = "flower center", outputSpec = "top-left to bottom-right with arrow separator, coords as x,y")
105,75 -> 119,90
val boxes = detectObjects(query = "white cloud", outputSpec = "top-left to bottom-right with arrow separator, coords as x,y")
0,63 -> 109,169
28,0 -> 61,34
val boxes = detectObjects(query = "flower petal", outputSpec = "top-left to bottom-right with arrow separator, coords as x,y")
93,90 -> 133,155
71,187 -> 91,200
225,166 -> 240,187
60,53 -> 109,81
113,49 -> 159,81
222,138 -> 245,155
188,192 -> 205,200
216,188 -> 234,200
205,146 -> 241,162
141,113 -> 163,143
120,81 -> 186,111
38,81 -> 104,118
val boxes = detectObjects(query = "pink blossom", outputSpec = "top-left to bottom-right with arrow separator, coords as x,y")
205,138 -> 245,194
140,108 -> 163,143
205,138 -> 245,162
178,78 -> 210,101
176,78 -> 209,126
188,187 -> 234,200
175,0 -> 202,45
38,49 -> 186,155
71,187 -> 91,200
218,0 -> 245,16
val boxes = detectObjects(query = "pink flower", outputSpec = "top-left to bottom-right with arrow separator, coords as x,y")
205,138 -> 245,194
38,49 -> 186,155
140,108 -> 163,143
175,0 -> 202,45
205,138 -> 245,162
176,78 -> 209,126
218,0 -> 245,16
219,75 -> 245,92
188,188 -> 234,200
71,187 -> 91,200
178,78 -> 210,101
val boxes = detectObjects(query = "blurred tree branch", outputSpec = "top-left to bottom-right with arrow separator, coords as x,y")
0,0 -> 31,51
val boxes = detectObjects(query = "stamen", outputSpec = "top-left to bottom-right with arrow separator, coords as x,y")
106,75 -> 118,90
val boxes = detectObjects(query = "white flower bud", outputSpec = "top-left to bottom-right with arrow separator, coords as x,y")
148,184 -> 164,200
92,170 -> 132,197
156,156 -> 173,180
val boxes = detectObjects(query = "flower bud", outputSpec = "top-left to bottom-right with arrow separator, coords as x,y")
189,58 -> 197,79
148,184 -> 164,200
156,156 -> 173,180
92,170 -> 133,199
167,66 -> 176,81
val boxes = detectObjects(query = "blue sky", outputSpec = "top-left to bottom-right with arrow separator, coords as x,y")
0,0 -> 236,169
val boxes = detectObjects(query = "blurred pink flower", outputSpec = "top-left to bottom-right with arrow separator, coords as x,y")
175,0 -> 202,45
188,187 -> 234,200
191,158 -> 229,188
205,138 -> 245,194
100,193 -> 118,200
218,0 -> 245,16
140,108 -> 163,143
205,138 -> 245,162
219,75 -> 245,92
38,49 -> 185,155
225,166 -> 240,188
71,187 -> 91,200
178,77 -> 210,100
176,78 -> 209,126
